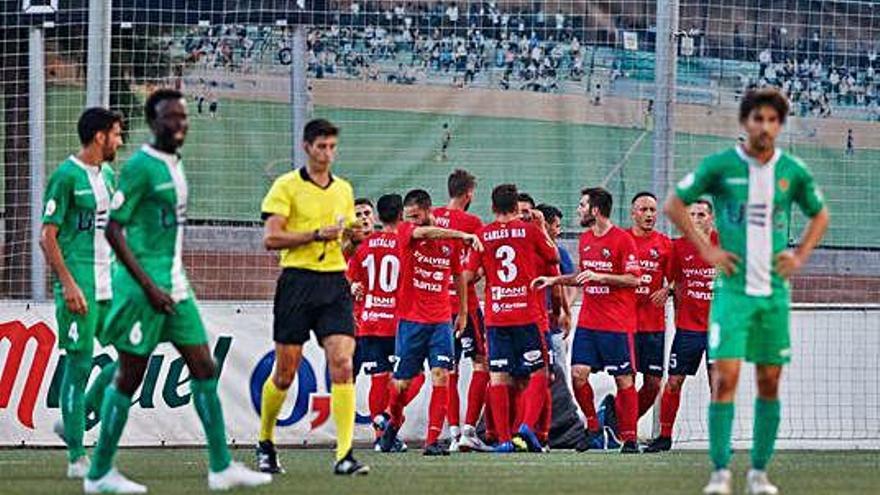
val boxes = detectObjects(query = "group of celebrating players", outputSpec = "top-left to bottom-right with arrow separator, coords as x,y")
43,86 -> 828,495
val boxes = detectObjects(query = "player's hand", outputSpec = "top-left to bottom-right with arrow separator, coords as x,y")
62,281 -> 88,315
454,312 -> 468,337
318,224 -> 344,241
650,286 -> 670,307
775,250 -> 804,279
463,233 -> 484,252
700,245 -> 740,276
350,282 -> 365,300
575,269 -> 600,285
558,312 -> 572,337
145,285 -> 176,314
531,276 -> 553,290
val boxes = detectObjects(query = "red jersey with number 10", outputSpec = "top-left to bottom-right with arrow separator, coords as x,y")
631,229 -> 673,333
397,222 -> 461,324
670,231 -> 719,332
346,231 -> 402,338
433,207 -> 483,317
577,225 -> 641,333
467,219 -> 559,327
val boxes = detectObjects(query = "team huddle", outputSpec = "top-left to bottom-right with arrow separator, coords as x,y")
43,87 -> 828,494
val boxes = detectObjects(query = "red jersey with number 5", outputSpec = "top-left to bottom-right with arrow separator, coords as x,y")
397,222 -> 461,324
670,232 -> 719,332
630,229 -> 673,333
346,231 -> 402,338
467,219 -> 558,327
577,225 -> 641,333
433,207 -> 483,317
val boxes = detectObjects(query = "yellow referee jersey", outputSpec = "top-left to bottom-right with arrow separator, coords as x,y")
261,167 -> 356,272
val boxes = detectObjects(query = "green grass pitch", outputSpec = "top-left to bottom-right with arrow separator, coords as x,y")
35,86 -> 880,247
1,448 -> 878,494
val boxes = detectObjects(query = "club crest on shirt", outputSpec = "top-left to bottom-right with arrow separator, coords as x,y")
650,248 -> 660,259
602,248 -> 611,258
441,245 -> 451,256
778,178 -> 790,192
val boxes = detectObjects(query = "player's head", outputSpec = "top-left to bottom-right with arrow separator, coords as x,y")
403,188 -> 432,226
145,88 -> 188,151
377,194 -> 403,226
536,203 -> 563,240
630,191 -> 658,233
448,168 -> 476,209
355,197 -> 375,232
491,183 -> 518,215
689,199 -> 714,235
78,107 -> 124,162
517,192 -> 535,221
578,187 -> 612,227
302,119 -> 339,171
739,88 -> 789,152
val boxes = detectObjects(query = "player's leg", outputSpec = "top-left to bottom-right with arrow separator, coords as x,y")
602,331 -> 638,453
360,337 -> 393,444
513,325 -> 549,452
570,328 -> 600,443
636,332 -> 664,419
380,320 -> 427,452
447,320 -> 463,449
486,326 -> 515,452
83,301 -> 118,429
423,322 -> 454,455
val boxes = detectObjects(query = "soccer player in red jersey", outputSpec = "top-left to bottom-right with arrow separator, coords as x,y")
645,199 -> 719,453
377,189 -> 483,456
465,184 -> 559,453
533,187 -> 642,453
628,192 -> 673,420
432,169 -> 490,452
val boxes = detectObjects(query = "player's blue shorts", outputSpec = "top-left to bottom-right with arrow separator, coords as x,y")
453,309 -> 486,363
394,319 -> 454,379
635,332 -> 665,376
669,329 -> 710,376
571,327 -> 634,376
354,336 -> 396,376
487,324 -> 545,377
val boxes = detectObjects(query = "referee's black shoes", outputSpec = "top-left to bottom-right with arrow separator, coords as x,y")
256,440 -> 284,474
334,450 -> 370,475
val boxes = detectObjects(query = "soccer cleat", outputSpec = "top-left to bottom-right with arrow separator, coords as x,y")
746,469 -> 779,495
84,468 -> 148,494
255,440 -> 284,474
53,419 -> 67,443
390,437 -> 408,453
620,440 -> 641,454
604,426 -> 622,450
458,425 -> 492,452
511,435 -> 528,452
68,456 -> 91,479
208,461 -> 272,491
378,422 -> 400,453
334,450 -> 370,476
575,429 -> 605,452
702,469 -> 733,495
493,441 -> 516,454
423,442 -> 450,456
644,436 -> 672,453
448,425 -> 461,452
373,440 -> 382,452
372,413 -> 390,433
516,424 -> 544,453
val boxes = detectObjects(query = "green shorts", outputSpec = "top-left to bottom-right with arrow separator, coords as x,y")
102,289 -> 208,357
55,292 -> 111,354
708,289 -> 791,365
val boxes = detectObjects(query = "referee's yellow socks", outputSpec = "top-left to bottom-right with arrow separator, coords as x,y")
260,378 -> 288,442
331,382 -> 356,462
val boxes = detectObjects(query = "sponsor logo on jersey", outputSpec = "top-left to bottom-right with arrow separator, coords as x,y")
44,199 -> 57,217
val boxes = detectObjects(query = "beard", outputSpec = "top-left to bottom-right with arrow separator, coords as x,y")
580,215 -> 595,228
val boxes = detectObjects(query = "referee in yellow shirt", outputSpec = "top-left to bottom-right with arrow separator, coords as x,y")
256,119 -> 368,476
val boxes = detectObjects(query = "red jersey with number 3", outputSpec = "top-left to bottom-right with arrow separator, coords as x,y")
433,207 -> 483,317
577,225 -> 641,333
346,231 -> 402,338
630,229 -> 673,333
397,222 -> 461,324
670,232 -> 719,332
467,219 -> 558,327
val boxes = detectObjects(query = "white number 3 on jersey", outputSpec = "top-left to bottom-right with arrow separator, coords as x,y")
496,245 -> 518,283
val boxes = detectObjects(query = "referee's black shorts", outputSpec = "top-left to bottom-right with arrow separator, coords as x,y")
273,268 -> 355,345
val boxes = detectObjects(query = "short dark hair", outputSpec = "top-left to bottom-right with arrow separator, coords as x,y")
535,203 -> 563,223
693,198 -> 714,214
403,188 -> 432,209
517,192 -> 535,207
355,197 -> 373,209
491,184 -> 518,214
581,187 -> 613,218
145,88 -> 184,125
77,107 -> 123,145
303,119 -> 339,144
447,169 -> 476,198
377,194 -> 403,224
631,191 -> 657,204
739,87 -> 789,124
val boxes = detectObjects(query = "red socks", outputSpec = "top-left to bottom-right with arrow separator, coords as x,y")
426,385 -> 448,446
386,382 -> 406,428
616,386 -> 639,442
521,373 -> 548,430
369,374 -> 391,422
464,370 -> 490,427
637,381 -> 661,419
404,372 -> 426,405
488,384 -> 511,442
447,371 -> 460,428
659,387 -> 682,438
573,382 -> 600,432
538,382 -> 552,442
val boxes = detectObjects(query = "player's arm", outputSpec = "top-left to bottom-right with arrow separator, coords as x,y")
262,214 -> 344,250
40,224 -> 87,315
412,226 -> 483,252
777,168 -> 829,278
105,220 -> 174,314
531,272 -> 579,289
452,252 -> 468,336
578,270 -> 640,287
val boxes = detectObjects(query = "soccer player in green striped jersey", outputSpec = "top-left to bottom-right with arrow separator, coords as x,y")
84,89 -> 271,493
40,108 -> 124,479
665,88 -> 829,495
